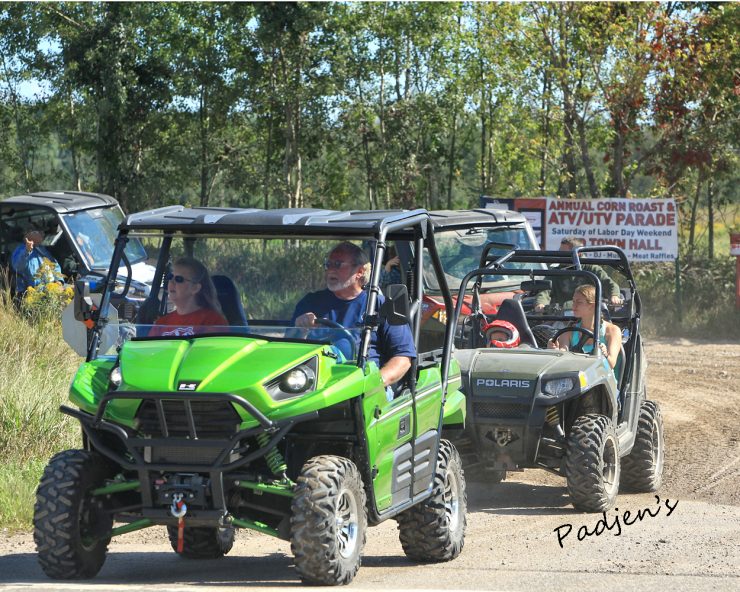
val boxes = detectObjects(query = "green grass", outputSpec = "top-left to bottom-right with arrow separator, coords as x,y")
0,296 -> 81,531
634,256 -> 739,339
0,459 -> 50,531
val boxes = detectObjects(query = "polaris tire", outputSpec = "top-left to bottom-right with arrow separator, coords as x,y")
34,449 -> 113,579
565,414 -> 620,512
620,400 -> 664,492
290,455 -> 367,585
167,525 -> 235,559
397,440 -> 467,562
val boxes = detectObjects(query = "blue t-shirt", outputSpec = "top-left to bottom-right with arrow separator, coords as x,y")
291,289 -> 416,367
11,245 -> 62,293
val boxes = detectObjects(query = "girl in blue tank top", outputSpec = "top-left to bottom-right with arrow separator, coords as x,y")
548,284 -> 622,378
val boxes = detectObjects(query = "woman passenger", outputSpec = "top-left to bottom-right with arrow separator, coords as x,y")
149,257 -> 227,337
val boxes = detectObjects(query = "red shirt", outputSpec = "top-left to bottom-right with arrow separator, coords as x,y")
149,308 -> 228,337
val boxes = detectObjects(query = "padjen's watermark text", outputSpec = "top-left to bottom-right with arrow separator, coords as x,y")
554,495 -> 678,549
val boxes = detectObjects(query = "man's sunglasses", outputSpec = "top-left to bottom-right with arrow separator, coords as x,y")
323,259 -> 353,270
166,272 -> 198,284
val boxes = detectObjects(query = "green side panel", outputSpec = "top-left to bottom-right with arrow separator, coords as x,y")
370,361 -> 448,512
443,389 -> 466,426
69,358 -> 117,414
443,358 -> 465,426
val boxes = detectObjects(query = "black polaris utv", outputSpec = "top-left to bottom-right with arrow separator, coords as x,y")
448,245 -> 664,512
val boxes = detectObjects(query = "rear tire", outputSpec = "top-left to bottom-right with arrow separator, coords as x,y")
397,440 -> 467,562
166,525 -> 235,559
34,449 -> 113,579
620,400 -> 664,492
565,414 -> 620,512
290,455 -> 367,585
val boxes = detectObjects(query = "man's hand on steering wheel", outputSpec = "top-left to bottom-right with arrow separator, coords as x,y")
295,312 -> 317,328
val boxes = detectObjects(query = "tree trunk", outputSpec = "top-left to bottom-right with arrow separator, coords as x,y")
446,112 -> 457,209
199,86 -> 209,207
688,171 -> 703,259
610,117 -> 627,198
708,177 -> 714,259
558,7 -> 577,198
540,68 -> 551,195
577,113 -> 599,199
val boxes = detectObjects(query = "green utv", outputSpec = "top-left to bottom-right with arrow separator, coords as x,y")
35,207 -> 467,585
448,245 -> 664,512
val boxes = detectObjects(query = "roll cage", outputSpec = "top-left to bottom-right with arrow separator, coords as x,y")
88,205 -> 457,393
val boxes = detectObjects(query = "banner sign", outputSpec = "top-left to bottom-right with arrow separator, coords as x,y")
544,198 -> 678,261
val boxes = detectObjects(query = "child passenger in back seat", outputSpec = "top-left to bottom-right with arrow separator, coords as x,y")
482,319 -> 521,349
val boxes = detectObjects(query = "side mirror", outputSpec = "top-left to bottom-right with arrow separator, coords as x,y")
380,284 -> 410,326
520,279 -> 552,294
73,279 -> 96,324
63,292 -> 119,358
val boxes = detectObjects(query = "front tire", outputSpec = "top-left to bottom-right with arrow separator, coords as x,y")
166,525 -> 235,559
397,440 -> 467,562
34,449 -> 113,579
565,414 -> 620,512
290,455 -> 367,585
621,400 -> 664,492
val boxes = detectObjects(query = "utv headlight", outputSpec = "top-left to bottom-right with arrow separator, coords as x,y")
265,357 -> 318,401
542,377 -> 575,397
281,368 -> 311,393
109,366 -> 122,388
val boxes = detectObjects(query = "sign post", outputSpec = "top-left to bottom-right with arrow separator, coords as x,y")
731,233 -> 740,310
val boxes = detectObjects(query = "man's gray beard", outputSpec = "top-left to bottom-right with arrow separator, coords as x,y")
327,276 -> 355,292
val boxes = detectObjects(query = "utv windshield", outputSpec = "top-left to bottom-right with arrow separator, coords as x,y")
63,207 -> 148,269
425,226 -> 541,293
95,235 -> 388,364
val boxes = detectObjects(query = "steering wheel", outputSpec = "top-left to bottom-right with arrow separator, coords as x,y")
312,318 -> 357,359
551,326 -> 595,354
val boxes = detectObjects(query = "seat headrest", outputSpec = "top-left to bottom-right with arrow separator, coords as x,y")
495,299 -> 538,348
212,274 -> 248,327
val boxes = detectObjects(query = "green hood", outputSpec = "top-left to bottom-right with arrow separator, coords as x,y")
77,336 -> 368,428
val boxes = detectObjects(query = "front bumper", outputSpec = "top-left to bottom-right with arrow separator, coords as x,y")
466,393 -> 549,470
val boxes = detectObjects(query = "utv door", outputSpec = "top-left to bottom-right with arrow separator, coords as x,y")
368,357 -> 445,512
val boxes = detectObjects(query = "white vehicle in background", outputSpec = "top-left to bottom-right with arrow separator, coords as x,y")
0,191 -> 155,297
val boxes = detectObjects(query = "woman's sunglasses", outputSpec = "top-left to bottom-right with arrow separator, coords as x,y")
166,272 -> 198,284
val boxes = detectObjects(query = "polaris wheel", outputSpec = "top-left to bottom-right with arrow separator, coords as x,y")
166,525 -> 235,558
397,440 -> 467,562
290,455 -> 367,585
34,449 -> 113,579
620,400 -> 664,492
565,414 -> 620,512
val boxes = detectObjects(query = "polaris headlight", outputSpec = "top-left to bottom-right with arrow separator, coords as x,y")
265,357 -> 318,401
542,377 -> 575,397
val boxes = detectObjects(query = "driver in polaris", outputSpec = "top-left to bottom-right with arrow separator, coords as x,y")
292,241 -> 416,390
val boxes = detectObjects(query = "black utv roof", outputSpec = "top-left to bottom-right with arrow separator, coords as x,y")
122,206 -> 430,239
429,208 -> 527,230
1,191 -> 119,213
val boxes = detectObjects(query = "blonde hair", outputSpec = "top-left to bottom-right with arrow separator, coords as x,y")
331,242 -> 371,284
174,257 -> 222,314
574,284 -> 596,305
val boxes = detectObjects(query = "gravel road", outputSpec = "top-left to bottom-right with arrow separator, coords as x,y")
1,338 -> 738,591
